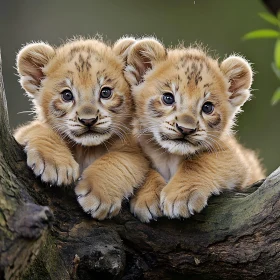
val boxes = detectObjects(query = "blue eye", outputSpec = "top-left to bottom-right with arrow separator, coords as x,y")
202,102 -> 214,114
162,93 -> 175,105
100,87 -> 112,99
61,90 -> 74,102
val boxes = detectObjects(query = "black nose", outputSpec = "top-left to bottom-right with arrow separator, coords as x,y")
176,123 -> 197,136
78,117 -> 98,127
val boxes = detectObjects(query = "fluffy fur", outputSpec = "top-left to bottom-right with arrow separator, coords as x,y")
126,38 -> 265,222
14,37 -> 149,220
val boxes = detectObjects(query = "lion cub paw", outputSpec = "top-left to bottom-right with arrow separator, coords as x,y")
25,140 -> 79,186
160,185 -> 211,219
130,191 -> 162,223
75,175 -> 123,220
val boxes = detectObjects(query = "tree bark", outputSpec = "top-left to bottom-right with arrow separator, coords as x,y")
0,52 -> 280,280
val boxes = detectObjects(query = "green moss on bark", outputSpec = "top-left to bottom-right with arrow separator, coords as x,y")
23,235 -> 69,280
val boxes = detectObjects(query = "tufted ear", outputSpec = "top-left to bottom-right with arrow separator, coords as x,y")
113,37 -> 136,62
220,55 -> 253,108
17,42 -> 55,97
125,38 -> 166,86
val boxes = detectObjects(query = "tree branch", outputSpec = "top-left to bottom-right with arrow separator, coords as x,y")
0,52 -> 53,280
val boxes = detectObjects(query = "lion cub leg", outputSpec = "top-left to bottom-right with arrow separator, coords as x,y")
160,152 -> 246,218
75,150 -> 149,220
130,169 -> 165,223
14,121 -> 79,185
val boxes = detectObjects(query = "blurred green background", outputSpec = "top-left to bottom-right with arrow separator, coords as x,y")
0,0 -> 279,173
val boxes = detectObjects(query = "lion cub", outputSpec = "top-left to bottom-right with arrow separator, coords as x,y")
14,38 -> 149,220
125,38 -> 265,222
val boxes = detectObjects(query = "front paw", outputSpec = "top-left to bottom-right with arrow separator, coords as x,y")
25,141 -> 79,186
160,184 -> 212,219
130,191 -> 162,223
75,175 -> 122,220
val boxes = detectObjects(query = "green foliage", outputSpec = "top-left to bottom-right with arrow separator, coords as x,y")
271,62 -> 280,79
274,39 -> 280,68
243,29 -> 279,39
259,12 -> 279,26
272,87 -> 280,105
243,12 -> 280,105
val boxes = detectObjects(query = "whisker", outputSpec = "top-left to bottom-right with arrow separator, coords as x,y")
17,110 -> 36,115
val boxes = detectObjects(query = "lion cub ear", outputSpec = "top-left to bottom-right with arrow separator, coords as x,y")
17,42 -> 55,96
125,38 -> 166,85
220,55 -> 253,108
113,37 -> 136,61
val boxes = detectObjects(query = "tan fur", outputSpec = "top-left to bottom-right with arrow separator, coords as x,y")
126,38 -> 265,222
130,169 -> 165,222
14,37 -> 149,220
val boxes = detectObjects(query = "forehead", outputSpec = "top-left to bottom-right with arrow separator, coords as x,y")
45,41 -> 123,88
148,51 -> 227,99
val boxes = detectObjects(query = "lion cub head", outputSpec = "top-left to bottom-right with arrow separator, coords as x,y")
17,37 -> 136,146
125,38 -> 253,155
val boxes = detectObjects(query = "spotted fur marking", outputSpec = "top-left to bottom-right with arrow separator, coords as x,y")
108,95 -> 124,113
148,99 -> 164,118
51,100 -> 67,118
208,115 -> 221,128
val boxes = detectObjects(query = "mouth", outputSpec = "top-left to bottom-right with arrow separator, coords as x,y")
68,126 -> 113,146
159,133 -> 196,145
71,127 -> 111,138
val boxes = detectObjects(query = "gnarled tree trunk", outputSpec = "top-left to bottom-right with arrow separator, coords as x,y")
0,52 -> 280,280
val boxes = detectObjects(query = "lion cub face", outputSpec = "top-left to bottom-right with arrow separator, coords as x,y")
125,39 -> 253,155
17,38 -> 135,146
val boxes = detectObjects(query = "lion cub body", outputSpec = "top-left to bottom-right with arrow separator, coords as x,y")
125,39 -> 265,222
15,38 -> 149,220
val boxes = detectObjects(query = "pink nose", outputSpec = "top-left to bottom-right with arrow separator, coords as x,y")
78,117 -> 98,127
176,123 -> 197,135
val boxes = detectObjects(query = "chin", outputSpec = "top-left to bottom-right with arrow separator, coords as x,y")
162,141 -> 199,155
71,132 -> 112,146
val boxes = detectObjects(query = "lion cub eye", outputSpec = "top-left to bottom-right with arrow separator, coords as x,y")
61,90 -> 74,102
100,87 -> 112,99
202,102 -> 214,114
162,93 -> 175,106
